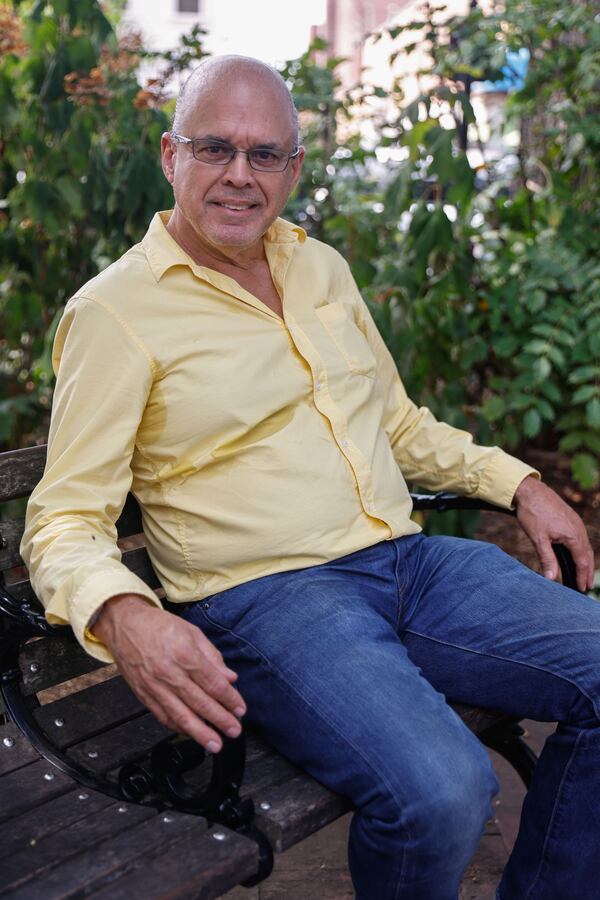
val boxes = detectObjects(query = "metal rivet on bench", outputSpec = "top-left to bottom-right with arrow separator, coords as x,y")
43,772 -> 55,781
260,801 -> 271,811
78,793 -> 88,800
88,750 -> 99,759
54,718 -> 64,727
162,815 -> 173,823
118,806 -> 127,813
29,663 -> 40,674
2,737 -> 15,748
212,831 -> 227,841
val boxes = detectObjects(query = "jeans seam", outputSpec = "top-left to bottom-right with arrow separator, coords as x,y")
524,729 -> 585,900
392,538 -> 405,632
404,629 -> 600,720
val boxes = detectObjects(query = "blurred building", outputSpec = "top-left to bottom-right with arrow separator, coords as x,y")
312,0 -> 526,163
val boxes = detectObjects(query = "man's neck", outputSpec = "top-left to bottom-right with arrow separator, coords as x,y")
166,207 -> 266,275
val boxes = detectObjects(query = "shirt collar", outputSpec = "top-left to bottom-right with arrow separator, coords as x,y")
142,210 -> 306,283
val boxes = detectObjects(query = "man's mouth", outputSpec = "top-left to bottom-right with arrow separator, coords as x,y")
213,201 -> 259,211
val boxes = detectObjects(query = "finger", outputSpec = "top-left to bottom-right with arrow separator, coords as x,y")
184,650 -> 247,717
190,630 -> 243,686
142,684 -> 227,752
177,679 -> 243,738
562,536 -> 594,593
192,660 -> 247,718
535,537 -> 558,581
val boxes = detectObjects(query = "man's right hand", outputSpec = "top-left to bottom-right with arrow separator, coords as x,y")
93,594 -> 246,753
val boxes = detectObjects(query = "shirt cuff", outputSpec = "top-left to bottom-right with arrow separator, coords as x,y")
476,451 -> 540,510
46,567 -> 163,662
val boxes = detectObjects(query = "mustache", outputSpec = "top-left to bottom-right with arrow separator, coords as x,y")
210,196 -> 262,204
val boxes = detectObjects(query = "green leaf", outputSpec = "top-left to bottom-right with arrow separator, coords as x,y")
536,398 -> 555,421
528,289 -> 547,313
582,432 -> 600,454
572,384 -> 597,404
586,398 -> 600,428
571,453 -> 600,489
569,366 -> 600,384
524,339 -> 549,355
559,432 -> 584,452
532,357 -> 552,381
482,395 -> 505,421
493,335 -> 519,358
523,408 -> 542,438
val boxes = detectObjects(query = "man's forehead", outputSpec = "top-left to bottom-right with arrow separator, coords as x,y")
180,78 -> 294,141
175,59 -> 295,136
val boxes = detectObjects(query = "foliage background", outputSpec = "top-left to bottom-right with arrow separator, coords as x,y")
1,0 -> 599,494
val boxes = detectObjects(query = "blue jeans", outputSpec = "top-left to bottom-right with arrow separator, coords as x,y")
180,535 -> 600,899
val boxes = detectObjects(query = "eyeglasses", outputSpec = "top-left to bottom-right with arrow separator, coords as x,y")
171,133 -> 301,173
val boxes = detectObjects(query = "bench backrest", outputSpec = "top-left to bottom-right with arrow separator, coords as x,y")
0,445 -> 159,713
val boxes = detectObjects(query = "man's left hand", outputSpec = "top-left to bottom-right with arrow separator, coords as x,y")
513,475 -> 595,592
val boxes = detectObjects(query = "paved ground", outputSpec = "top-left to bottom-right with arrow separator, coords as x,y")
224,720 -> 554,900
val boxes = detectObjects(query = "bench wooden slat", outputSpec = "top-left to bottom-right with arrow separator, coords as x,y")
0,499 -> 144,571
68,712 -> 171,774
21,635 -> 105,695
253,773 -> 351,854
0,759 -> 74,823
33,676 -> 145,750
0,800 -> 155,896
87,822 -> 258,900
3,545 -> 160,607
0,517 -> 25,569
0,722 -> 40,776
242,737 -> 303,796
0,789 -> 114,862
0,446 -> 46,502
3,811 -> 210,900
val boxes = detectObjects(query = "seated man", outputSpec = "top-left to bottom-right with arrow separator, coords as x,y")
22,55 -> 598,900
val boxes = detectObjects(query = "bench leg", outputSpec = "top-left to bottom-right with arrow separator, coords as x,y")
480,719 -> 538,788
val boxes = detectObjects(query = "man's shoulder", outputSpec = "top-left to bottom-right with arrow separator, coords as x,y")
73,240 -> 155,310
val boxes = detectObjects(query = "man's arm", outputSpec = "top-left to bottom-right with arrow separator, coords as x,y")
21,295 -> 245,752
513,475 -> 595,592
342,264 -> 595,589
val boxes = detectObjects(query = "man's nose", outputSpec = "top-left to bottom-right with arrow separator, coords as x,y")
221,150 -> 255,187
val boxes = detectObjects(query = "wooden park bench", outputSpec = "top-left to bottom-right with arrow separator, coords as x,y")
0,445 -> 578,898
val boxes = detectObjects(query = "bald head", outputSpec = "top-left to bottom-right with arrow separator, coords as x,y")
172,55 -> 299,146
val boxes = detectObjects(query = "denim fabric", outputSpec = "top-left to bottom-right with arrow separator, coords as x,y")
179,535 -> 600,899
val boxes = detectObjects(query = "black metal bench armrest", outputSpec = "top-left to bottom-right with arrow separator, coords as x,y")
409,491 -> 579,592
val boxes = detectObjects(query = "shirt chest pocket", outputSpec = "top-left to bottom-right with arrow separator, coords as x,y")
315,302 -> 377,378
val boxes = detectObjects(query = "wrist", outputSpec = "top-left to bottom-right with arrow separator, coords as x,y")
92,593 -> 154,642
513,473 -> 540,508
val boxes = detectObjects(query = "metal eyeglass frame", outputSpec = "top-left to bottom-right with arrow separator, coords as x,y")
170,133 -> 301,172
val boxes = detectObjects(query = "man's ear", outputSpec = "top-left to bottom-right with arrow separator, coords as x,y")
161,132 -> 176,185
288,145 -> 305,192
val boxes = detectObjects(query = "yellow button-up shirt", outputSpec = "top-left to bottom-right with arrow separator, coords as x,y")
21,212 -> 536,661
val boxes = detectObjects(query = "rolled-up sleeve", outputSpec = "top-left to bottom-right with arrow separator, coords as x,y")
20,295 -> 162,661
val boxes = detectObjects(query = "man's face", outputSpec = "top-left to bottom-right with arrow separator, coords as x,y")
161,72 -> 304,257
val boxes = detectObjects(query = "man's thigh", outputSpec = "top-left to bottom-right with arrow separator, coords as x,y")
179,542 -> 495,812
399,535 -> 600,723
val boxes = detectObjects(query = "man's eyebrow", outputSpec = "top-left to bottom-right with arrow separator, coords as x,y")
196,135 -> 283,150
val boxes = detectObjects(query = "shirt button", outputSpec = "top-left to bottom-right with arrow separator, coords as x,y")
315,380 -> 322,391
341,440 -> 348,449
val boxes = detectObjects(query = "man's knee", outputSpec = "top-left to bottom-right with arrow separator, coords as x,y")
412,746 -> 498,853
365,737 -> 498,854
